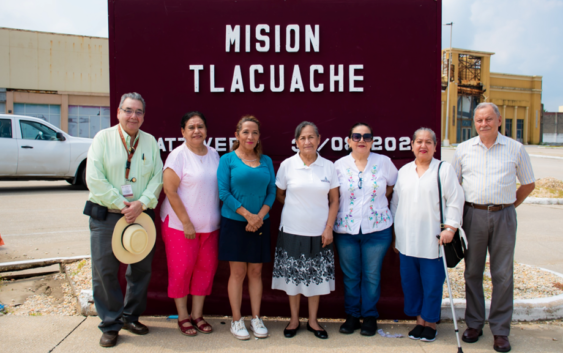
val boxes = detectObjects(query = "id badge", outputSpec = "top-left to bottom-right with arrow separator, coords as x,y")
121,184 -> 134,199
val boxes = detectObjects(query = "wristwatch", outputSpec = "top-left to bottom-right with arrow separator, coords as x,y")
444,227 -> 455,234
141,202 -> 148,211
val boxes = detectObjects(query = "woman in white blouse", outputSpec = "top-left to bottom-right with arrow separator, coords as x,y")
390,127 -> 464,343
272,121 -> 340,340
333,122 -> 398,336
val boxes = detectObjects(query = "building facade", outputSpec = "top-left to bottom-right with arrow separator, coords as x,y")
0,27 -> 109,138
441,48 -> 542,144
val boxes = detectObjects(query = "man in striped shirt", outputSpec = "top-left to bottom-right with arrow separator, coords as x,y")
452,102 -> 535,353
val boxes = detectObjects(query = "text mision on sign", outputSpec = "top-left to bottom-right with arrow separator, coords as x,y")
189,24 -> 364,93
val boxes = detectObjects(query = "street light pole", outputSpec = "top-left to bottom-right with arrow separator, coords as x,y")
444,22 -> 453,147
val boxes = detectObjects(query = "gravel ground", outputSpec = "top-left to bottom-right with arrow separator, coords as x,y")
5,273 -> 77,316
443,261 -> 563,300
527,177 -> 563,198
3,259 -> 563,316
65,259 -> 92,293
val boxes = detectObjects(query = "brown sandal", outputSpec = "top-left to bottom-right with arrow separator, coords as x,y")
178,318 -> 197,336
191,317 -> 213,333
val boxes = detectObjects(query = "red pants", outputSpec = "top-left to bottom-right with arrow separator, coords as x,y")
161,217 -> 219,298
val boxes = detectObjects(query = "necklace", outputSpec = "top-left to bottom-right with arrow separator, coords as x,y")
236,150 -> 257,162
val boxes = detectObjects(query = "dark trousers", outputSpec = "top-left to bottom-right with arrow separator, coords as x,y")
90,210 -> 155,333
463,205 -> 517,336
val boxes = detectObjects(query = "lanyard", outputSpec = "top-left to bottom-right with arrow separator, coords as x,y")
118,125 -> 140,180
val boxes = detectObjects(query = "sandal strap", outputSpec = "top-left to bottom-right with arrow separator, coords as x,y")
191,317 -> 212,330
178,318 -> 193,326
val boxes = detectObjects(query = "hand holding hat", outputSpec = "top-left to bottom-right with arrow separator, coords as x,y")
112,213 -> 156,264
122,201 -> 144,224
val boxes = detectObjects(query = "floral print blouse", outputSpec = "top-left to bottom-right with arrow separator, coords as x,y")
333,153 -> 398,234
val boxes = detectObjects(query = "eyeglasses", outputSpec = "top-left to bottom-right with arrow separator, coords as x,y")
120,108 -> 145,117
358,171 -> 363,189
351,133 -> 373,142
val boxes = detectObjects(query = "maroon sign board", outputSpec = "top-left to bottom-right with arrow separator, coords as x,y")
108,0 -> 442,319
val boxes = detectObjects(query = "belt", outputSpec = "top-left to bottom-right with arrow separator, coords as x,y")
108,209 -> 122,214
465,202 -> 513,212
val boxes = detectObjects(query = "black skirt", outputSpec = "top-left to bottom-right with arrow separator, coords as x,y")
218,216 -> 271,263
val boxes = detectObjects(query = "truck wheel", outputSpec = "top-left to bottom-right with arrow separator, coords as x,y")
80,165 -> 88,190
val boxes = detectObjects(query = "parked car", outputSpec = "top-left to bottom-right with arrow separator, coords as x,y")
0,114 -> 92,188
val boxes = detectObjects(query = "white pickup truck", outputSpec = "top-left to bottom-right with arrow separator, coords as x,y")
0,114 -> 92,188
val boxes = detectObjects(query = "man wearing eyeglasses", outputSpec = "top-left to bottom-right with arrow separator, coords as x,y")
85,92 -> 163,347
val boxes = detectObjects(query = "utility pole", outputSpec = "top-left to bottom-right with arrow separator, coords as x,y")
443,22 -> 453,147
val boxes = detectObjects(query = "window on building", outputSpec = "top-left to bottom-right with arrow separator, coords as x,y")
0,102 -> 6,114
505,119 -> 513,138
0,118 -> 12,138
68,105 -> 111,138
20,120 -> 58,140
13,103 -> 61,128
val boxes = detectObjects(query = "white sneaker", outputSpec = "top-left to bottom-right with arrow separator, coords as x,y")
230,318 -> 250,340
250,316 -> 269,338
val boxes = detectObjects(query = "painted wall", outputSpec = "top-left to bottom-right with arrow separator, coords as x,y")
0,27 -> 109,94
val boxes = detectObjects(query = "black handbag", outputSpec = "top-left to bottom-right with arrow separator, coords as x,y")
437,162 -> 467,268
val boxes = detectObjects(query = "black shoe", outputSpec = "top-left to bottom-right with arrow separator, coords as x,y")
123,321 -> 149,335
339,315 -> 361,334
99,331 -> 118,348
307,322 -> 328,339
408,325 -> 425,340
420,326 -> 437,342
284,322 -> 300,338
360,316 -> 378,336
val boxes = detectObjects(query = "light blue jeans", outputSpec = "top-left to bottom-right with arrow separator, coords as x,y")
334,227 -> 392,318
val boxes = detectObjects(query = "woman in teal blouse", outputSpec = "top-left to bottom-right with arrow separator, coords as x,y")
217,115 -> 276,341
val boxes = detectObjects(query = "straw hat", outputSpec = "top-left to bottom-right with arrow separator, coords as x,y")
112,213 -> 156,264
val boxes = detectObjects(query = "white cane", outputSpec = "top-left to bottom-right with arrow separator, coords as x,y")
437,235 -> 464,353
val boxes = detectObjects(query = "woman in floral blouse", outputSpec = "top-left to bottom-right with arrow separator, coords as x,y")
333,122 -> 398,336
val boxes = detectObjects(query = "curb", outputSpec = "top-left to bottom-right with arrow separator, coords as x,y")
528,154 -> 563,160
441,266 -> 563,321
523,197 -> 563,205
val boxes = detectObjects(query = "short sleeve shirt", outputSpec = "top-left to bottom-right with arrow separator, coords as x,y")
452,134 -> 535,204
160,144 -> 221,233
276,153 -> 340,236
334,153 -> 398,234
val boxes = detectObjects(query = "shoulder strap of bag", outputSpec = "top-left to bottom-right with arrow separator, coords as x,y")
437,161 -> 444,227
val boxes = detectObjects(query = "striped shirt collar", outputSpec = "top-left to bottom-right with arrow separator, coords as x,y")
471,132 -> 507,148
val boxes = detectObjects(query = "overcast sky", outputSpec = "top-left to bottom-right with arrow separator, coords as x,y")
0,0 -> 561,111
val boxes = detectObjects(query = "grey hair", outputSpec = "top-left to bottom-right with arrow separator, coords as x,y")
294,121 -> 320,140
119,92 -> 146,112
412,127 -> 437,145
474,102 -> 500,118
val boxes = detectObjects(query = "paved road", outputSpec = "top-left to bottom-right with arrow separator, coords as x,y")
1,147 -> 562,274
0,181 -> 90,263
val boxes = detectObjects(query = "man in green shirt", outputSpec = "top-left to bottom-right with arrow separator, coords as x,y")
85,92 -> 163,348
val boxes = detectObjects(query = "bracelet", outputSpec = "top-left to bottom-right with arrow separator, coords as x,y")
444,227 -> 455,234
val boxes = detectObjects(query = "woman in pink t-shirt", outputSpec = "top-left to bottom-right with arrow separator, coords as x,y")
160,111 -> 221,336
